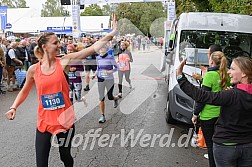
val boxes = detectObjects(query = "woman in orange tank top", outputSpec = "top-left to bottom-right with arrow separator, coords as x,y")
117,41 -> 133,98
5,14 -> 118,167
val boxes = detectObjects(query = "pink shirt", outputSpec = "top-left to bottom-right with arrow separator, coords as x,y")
118,53 -> 130,71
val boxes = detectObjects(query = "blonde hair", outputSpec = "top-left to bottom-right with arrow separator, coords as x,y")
121,41 -> 130,49
34,45 -> 43,60
76,42 -> 84,51
210,51 -> 229,89
233,56 -> 252,83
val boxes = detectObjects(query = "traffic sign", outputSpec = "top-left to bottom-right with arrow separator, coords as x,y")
5,23 -> 12,29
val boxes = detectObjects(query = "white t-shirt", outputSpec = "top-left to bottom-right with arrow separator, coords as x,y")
8,49 -> 16,59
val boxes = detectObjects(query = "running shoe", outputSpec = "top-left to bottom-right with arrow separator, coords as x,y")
84,85 -> 90,91
98,115 -> 106,123
113,98 -> 118,108
204,154 -> 209,159
129,83 -> 132,89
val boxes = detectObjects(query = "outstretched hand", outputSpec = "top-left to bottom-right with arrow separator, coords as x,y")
177,59 -> 187,76
111,13 -> 118,33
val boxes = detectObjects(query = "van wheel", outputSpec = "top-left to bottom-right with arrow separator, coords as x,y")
165,100 -> 177,124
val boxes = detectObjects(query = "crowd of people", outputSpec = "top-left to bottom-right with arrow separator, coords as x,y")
0,31 -> 160,95
0,36 -> 37,93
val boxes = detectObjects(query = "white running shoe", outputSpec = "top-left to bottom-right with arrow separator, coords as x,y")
204,154 -> 209,159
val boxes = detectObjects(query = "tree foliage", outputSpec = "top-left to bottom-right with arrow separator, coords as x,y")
41,0 -> 69,17
108,0 -> 251,36
208,0 -> 252,15
80,4 -> 103,16
115,2 -> 166,36
0,0 -> 27,8
101,4 -> 111,16
176,0 -> 252,16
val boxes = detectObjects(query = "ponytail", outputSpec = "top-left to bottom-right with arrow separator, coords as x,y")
34,45 -> 43,60
211,51 -> 229,89
219,55 -> 228,89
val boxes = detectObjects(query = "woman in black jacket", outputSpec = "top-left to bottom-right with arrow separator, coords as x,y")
176,56 -> 252,167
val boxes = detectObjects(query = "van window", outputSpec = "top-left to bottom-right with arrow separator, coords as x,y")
179,30 -> 252,64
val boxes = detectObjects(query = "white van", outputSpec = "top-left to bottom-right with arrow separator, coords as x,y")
164,12 -> 252,124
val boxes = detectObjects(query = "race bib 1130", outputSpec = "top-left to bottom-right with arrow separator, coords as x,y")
41,92 -> 65,110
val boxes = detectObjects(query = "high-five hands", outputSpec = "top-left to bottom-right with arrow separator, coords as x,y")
177,59 -> 187,76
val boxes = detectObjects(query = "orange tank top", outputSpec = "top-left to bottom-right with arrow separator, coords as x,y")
34,58 -> 75,134
118,53 -> 130,71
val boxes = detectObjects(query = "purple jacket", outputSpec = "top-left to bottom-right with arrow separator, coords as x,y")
68,62 -> 84,83
96,53 -> 118,80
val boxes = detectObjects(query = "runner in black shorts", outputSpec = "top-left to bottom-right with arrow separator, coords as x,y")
85,64 -> 97,73
83,38 -> 98,91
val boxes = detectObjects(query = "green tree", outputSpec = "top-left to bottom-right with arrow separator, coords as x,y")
115,2 -> 166,36
80,4 -> 103,16
41,0 -> 69,17
101,3 -> 118,16
191,0 -> 212,12
149,17 -> 167,38
176,0 -> 198,16
0,0 -> 27,8
102,4 -> 111,16
207,0 -> 252,15
15,0 -> 27,8
178,0 -> 252,16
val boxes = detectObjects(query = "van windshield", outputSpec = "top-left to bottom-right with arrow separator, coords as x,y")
179,30 -> 252,64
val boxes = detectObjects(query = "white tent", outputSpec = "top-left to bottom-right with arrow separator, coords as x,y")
6,8 -> 110,34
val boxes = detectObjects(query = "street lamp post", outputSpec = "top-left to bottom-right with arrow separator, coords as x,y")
61,17 -> 66,39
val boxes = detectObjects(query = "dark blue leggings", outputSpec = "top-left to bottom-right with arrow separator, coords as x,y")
35,125 -> 75,167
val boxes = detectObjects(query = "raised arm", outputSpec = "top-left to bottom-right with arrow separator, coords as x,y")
62,14 -> 118,65
176,59 -> 235,106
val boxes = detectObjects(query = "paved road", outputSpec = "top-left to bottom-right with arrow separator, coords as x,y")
0,46 -> 208,167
